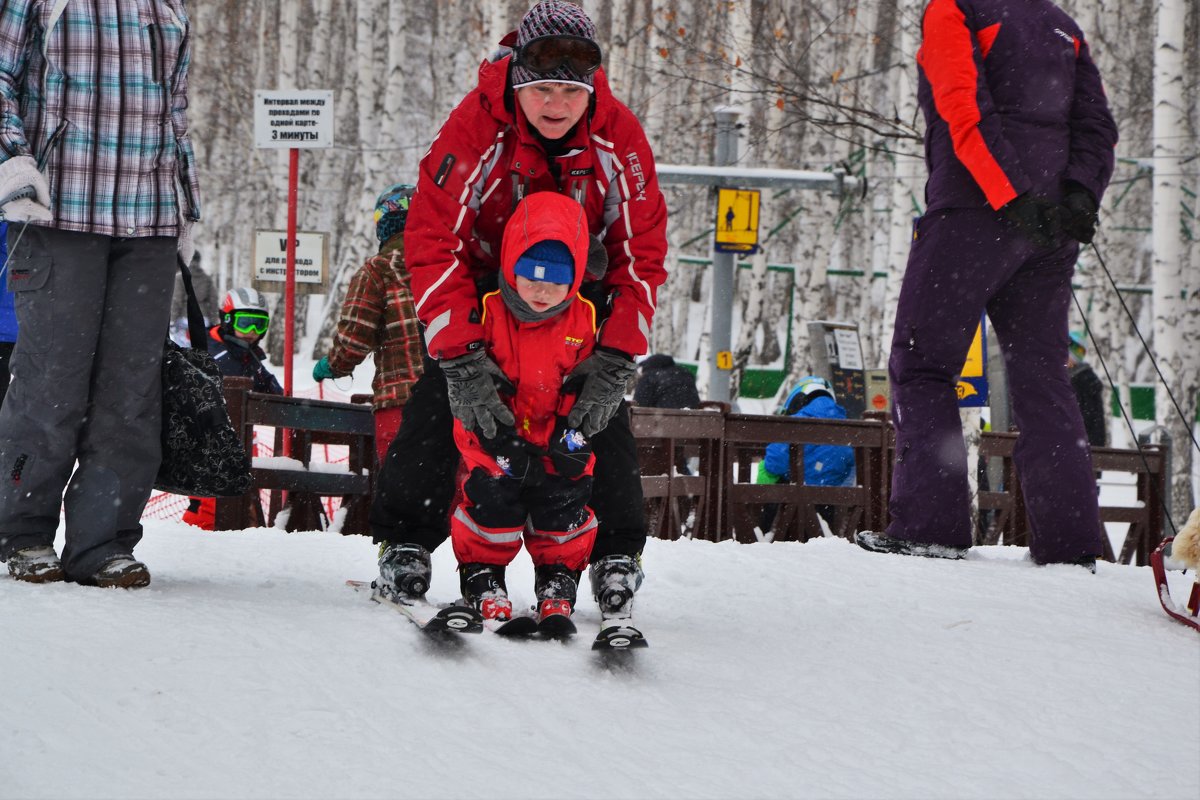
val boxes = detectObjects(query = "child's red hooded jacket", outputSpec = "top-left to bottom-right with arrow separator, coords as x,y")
454,192 -> 597,476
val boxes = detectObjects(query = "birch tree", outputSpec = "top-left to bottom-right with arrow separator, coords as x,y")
882,0 -> 923,367
1150,0 -> 1198,518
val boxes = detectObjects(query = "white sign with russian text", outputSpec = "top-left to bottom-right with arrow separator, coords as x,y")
253,230 -> 328,285
254,90 -> 334,149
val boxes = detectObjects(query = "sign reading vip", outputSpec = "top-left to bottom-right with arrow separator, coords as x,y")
957,317 -> 989,407
253,230 -> 329,294
254,90 -> 334,149
714,188 -> 760,254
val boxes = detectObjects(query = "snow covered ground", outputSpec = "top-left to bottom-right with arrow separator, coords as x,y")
3,521 -> 1198,800
5,349 -> 1198,799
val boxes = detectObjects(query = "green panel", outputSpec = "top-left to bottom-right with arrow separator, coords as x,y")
740,368 -> 786,399
672,362 -> 785,400
1110,385 -> 1200,422
1130,386 -> 1155,421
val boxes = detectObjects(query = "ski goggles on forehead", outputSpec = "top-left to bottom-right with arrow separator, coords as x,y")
230,311 -> 269,335
515,35 -> 603,77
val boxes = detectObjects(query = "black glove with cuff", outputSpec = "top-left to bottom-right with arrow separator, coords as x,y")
441,348 -> 515,440
480,426 -> 546,486
564,347 -> 636,437
1059,184 -> 1099,244
1002,193 -> 1062,249
548,417 -> 592,479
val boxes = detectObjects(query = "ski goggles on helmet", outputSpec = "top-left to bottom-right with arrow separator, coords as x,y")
229,310 -> 270,335
514,35 -> 603,78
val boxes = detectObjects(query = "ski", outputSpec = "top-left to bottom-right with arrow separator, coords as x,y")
347,580 -> 483,635
483,614 -> 539,637
592,618 -> 648,651
537,613 -> 577,639
1150,539 -> 1200,633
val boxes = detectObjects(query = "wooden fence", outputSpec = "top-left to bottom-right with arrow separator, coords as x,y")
630,406 -> 1170,565
211,380 -> 1170,565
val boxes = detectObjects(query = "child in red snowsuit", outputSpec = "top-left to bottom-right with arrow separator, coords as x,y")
450,192 -> 598,624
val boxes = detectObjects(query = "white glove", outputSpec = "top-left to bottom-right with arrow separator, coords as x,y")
178,217 -> 195,265
0,155 -> 52,223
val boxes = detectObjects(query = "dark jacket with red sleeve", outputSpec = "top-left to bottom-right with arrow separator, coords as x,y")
917,0 -> 1118,211
403,54 -> 668,361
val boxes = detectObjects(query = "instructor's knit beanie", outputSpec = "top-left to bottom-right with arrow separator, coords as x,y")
510,1 -> 598,92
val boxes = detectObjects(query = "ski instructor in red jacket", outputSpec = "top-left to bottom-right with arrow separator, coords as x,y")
370,1 -> 667,619
856,0 -> 1118,568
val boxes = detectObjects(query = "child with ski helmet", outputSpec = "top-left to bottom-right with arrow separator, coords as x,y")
209,287 -> 282,395
312,183 -> 424,466
182,287 -> 282,530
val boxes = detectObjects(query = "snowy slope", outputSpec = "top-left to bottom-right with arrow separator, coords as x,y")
3,522 -> 1198,800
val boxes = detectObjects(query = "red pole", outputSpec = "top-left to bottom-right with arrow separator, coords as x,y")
284,147 -> 299,398
281,147 -> 299,461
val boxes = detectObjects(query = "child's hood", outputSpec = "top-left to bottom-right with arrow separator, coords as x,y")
500,192 -> 590,299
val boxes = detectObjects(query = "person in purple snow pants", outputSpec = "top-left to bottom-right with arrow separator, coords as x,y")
855,0 -> 1118,569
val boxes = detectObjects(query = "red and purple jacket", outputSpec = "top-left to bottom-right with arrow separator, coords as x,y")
916,0 -> 1118,211
404,54 -> 667,362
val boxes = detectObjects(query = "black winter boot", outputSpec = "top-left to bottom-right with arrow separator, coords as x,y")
459,563 -> 513,620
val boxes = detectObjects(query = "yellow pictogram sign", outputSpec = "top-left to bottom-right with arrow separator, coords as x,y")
957,319 -> 988,408
715,188 -> 760,253
962,323 -> 984,379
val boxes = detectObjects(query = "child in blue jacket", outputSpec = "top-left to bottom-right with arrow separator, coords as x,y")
757,376 -> 855,532
760,376 -> 855,487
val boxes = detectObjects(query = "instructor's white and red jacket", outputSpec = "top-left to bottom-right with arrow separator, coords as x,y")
453,192 -> 597,476
404,53 -> 668,361
916,0 -> 1118,211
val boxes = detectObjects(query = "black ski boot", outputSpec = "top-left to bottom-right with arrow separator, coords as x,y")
588,554 -> 643,621
534,564 -> 579,636
376,543 -> 432,601
459,563 -> 513,621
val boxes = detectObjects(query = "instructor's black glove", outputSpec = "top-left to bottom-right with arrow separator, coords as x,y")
564,347 -> 636,437
480,426 -> 546,486
1002,193 -> 1062,249
1059,184 -> 1099,244
548,417 -> 593,479
441,349 -> 515,440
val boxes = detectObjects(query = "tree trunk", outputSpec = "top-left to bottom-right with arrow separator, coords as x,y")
1150,0 -> 1193,521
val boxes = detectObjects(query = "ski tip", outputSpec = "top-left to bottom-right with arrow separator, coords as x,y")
485,615 -> 540,637
537,614 -> 578,640
592,624 -> 648,651
430,606 -> 484,635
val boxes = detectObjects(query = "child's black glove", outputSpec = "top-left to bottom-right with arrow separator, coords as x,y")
480,426 -> 546,486
548,418 -> 592,479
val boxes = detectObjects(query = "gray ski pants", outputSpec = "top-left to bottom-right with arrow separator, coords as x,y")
0,226 -> 175,579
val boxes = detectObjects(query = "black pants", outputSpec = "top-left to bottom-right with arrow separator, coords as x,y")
369,356 -> 646,559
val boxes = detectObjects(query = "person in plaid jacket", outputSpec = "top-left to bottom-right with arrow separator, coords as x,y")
313,184 -> 424,466
0,0 -> 200,589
